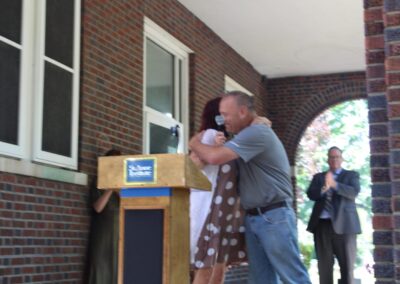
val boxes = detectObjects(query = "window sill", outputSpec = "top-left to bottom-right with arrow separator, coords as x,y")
0,157 -> 87,186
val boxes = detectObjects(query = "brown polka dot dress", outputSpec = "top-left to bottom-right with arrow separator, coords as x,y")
192,160 -> 247,269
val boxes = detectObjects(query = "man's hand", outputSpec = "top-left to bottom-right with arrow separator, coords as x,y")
325,171 -> 337,189
189,151 -> 205,168
321,185 -> 330,194
189,130 -> 238,165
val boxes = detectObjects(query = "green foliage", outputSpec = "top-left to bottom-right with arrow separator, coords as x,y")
295,99 -> 372,268
300,243 -> 315,269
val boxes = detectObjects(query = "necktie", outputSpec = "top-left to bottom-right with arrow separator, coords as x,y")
324,189 -> 333,213
324,172 -> 337,213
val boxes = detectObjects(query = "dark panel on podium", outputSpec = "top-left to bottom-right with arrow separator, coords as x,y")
123,209 -> 164,284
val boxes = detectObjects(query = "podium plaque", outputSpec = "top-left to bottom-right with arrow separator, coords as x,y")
98,154 -> 211,284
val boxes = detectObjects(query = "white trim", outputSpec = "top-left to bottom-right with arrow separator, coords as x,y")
143,109 -> 184,154
20,0 -> 36,160
0,157 -> 87,186
180,58 -> 190,153
70,0 -> 82,168
44,56 -> 75,73
0,0 -> 81,170
224,75 -> 254,96
32,0 -> 46,165
32,0 -> 81,169
144,17 -> 192,56
143,16 -> 191,154
0,36 -> 22,49
143,35 -> 148,153
174,56 -> 181,122
0,1 -> 34,159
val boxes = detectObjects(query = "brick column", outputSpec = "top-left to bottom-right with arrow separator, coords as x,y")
365,0 -> 395,282
384,0 -> 400,281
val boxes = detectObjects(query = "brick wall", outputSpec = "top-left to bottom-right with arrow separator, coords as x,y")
7,0 -> 397,283
364,0 -> 392,282
383,0 -> 400,281
265,72 -> 367,165
0,173 -> 88,283
364,0 -> 400,282
80,0 -> 265,172
1,0 -> 266,283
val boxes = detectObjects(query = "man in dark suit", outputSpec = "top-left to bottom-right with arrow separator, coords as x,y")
307,146 -> 361,284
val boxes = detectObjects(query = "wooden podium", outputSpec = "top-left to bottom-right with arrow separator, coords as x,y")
97,154 -> 211,284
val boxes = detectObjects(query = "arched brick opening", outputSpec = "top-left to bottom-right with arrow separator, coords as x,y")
266,75 -> 367,213
282,80 -> 367,165
265,73 -> 367,215
265,73 -> 367,166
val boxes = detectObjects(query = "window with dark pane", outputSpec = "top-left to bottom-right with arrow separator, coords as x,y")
45,0 -> 74,67
42,62 -> 72,157
149,123 -> 178,154
0,41 -> 20,145
178,59 -> 182,120
0,0 -> 22,44
146,39 -> 175,117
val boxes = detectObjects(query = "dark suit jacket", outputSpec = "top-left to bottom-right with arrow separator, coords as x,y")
306,169 -> 362,235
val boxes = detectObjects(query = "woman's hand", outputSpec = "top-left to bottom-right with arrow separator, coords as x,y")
214,131 -> 226,146
252,116 -> 272,127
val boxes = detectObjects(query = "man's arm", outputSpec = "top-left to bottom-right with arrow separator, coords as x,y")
189,132 -> 238,165
306,173 -> 325,201
335,171 -> 360,200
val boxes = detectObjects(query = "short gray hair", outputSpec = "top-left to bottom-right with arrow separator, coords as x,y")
222,91 -> 255,112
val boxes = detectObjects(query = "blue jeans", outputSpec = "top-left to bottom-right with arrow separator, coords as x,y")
245,205 -> 311,284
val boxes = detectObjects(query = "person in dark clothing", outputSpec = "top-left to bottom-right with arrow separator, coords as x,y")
307,146 -> 362,284
86,149 -> 121,284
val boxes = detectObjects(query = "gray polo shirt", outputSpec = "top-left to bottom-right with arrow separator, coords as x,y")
225,124 -> 293,209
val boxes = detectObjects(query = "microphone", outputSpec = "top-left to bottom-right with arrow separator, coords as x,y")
215,115 -> 224,130
215,115 -> 228,137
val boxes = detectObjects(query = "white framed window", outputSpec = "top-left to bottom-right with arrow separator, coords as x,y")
144,109 -> 184,154
143,17 -> 192,154
224,75 -> 254,96
0,0 -> 81,170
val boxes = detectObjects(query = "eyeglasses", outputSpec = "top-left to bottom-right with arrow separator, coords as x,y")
328,156 -> 342,160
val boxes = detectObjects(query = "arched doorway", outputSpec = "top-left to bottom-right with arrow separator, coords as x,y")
294,99 -> 374,283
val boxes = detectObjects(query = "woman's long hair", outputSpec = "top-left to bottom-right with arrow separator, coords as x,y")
199,97 -> 226,134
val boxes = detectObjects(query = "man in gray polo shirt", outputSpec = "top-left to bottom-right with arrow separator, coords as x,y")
189,91 -> 310,284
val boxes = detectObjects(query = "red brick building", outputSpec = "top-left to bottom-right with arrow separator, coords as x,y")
0,0 -> 398,283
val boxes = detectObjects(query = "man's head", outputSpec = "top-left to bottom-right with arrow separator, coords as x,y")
219,91 -> 256,134
327,146 -> 343,172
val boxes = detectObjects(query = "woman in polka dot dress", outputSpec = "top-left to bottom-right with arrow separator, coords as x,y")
190,97 -> 247,284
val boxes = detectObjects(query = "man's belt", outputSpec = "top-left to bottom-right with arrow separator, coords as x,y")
246,201 -> 287,216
